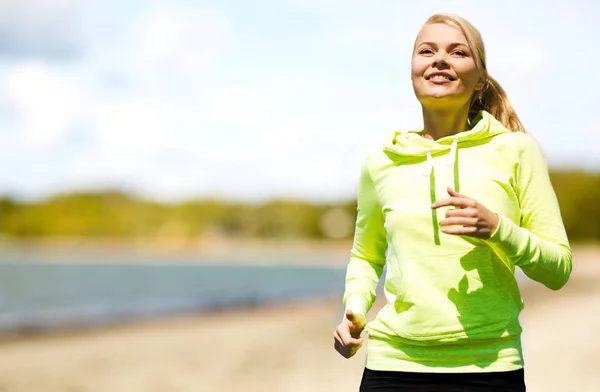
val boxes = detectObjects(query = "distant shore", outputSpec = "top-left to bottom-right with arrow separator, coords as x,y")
1,237 -> 598,266
0,236 -> 353,265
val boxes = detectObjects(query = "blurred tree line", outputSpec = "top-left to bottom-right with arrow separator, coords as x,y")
0,170 -> 598,243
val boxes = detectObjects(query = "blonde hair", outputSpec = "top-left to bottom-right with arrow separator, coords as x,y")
424,14 -> 526,133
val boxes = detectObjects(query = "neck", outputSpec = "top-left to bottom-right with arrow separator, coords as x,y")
421,106 -> 470,141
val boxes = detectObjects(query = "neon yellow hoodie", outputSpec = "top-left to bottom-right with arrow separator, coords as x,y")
343,110 -> 571,373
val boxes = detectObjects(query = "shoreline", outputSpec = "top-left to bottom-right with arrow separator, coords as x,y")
0,237 -> 353,265
0,294 -> 342,344
1,238 -> 598,266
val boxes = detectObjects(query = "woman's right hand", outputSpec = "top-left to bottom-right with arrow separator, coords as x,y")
333,310 -> 367,358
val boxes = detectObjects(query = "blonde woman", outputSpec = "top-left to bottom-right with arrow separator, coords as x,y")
333,13 -> 571,392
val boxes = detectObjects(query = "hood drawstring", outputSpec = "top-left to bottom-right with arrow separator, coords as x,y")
423,149 -> 434,177
425,138 -> 460,246
446,135 -> 459,167
422,135 -> 458,176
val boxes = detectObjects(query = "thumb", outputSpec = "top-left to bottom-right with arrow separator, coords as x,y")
346,310 -> 366,338
346,310 -> 366,326
345,310 -> 357,324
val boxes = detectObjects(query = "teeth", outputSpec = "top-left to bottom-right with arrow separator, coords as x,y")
430,75 -> 451,81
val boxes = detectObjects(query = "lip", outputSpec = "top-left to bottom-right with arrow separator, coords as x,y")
426,72 -> 456,84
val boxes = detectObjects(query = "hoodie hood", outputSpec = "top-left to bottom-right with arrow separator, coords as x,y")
381,110 -> 513,246
383,110 -> 511,162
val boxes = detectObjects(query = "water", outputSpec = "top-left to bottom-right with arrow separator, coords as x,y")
0,261 -> 347,333
0,248 -> 531,334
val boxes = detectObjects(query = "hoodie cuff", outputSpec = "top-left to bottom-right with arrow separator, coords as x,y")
344,294 -> 369,317
488,213 -> 513,244
486,213 -> 523,267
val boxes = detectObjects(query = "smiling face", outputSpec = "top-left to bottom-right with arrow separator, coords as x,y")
411,22 -> 484,110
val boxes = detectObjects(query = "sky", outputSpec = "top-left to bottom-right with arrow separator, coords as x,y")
0,0 -> 598,203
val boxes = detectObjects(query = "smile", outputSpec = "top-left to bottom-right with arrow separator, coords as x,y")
426,72 -> 456,82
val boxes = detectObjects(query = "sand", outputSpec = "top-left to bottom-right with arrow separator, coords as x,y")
0,246 -> 598,392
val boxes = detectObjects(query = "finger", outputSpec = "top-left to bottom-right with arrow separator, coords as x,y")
439,217 -> 479,227
334,341 -> 351,358
339,336 -> 363,349
334,328 -> 359,346
335,336 -> 358,356
441,226 -> 478,235
343,334 -> 364,347
334,340 -> 346,355
446,187 -> 470,199
445,208 -> 477,218
432,197 -> 474,209
333,329 -> 343,345
339,325 -> 361,346
335,340 -> 358,358
335,336 -> 363,352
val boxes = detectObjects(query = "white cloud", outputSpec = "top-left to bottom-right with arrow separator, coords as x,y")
133,8 -> 232,74
91,98 -> 165,154
7,61 -> 78,148
209,93 -> 273,128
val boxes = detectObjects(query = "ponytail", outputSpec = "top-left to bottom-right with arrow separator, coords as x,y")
469,75 -> 526,133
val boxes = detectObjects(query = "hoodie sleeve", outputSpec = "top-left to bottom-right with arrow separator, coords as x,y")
486,133 -> 572,290
343,157 -> 388,316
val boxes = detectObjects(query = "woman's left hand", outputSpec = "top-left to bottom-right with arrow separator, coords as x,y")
431,188 -> 499,239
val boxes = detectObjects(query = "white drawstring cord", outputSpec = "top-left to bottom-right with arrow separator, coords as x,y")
422,136 -> 457,176
446,135 -> 459,166
422,149 -> 434,176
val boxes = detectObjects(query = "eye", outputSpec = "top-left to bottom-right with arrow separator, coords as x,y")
452,50 -> 468,57
419,49 -> 434,55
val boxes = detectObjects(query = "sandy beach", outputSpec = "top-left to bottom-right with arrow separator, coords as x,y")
0,246 -> 598,392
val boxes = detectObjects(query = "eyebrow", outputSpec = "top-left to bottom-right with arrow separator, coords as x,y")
416,41 -> 469,48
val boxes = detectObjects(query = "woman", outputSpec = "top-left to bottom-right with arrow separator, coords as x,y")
333,13 -> 571,392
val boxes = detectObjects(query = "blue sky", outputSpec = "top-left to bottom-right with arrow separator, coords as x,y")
1,0 -> 598,202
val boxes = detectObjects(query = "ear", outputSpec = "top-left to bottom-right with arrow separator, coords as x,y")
473,80 -> 485,91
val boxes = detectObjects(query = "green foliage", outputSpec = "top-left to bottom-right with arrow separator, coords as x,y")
550,171 -> 600,242
0,191 -> 167,237
0,170 -> 598,243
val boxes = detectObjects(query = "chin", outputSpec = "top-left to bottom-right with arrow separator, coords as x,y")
417,94 -> 467,110
427,86 -> 457,98
428,92 -> 452,99
419,93 -> 454,102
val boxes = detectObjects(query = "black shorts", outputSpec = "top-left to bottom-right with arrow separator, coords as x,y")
359,367 -> 526,392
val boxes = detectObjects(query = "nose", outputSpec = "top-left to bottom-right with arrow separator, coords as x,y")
432,51 -> 449,68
